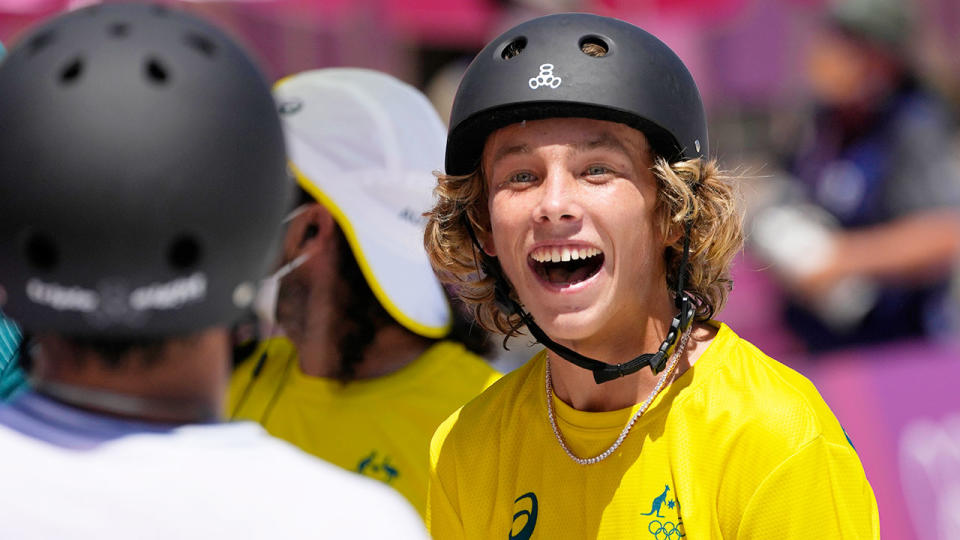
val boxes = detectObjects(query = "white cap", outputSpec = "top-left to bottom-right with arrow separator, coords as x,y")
275,68 -> 451,338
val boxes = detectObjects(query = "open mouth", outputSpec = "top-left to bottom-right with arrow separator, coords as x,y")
529,246 -> 605,287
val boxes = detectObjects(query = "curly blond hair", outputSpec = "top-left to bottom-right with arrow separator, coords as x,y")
424,156 -> 743,336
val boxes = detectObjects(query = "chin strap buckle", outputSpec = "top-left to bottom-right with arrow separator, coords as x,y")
650,293 -> 695,374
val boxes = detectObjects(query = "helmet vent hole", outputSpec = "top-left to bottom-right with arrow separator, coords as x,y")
580,37 -> 609,57
145,58 -> 169,85
501,37 -> 527,60
168,235 -> 202,270
59,57 -> 84,84
24,233 -> 59,272
28,31 -> 56,55
108,22 -> 130,38
185,33 -> 217,57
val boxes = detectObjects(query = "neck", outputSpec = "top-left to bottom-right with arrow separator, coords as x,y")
31,329 -> 230,424
32,380 -> 218,423
548,322 -> 716,412
354,326 -> 434,379
282,281 -> 337,377
293,319 -> 432,380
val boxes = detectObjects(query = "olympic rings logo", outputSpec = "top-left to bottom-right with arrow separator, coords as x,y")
648,519 -> 685,539
528,64 -> 562,89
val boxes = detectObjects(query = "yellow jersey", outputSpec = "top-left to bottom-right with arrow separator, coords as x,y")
427,323 -> 879,539
229,338 -> 500,517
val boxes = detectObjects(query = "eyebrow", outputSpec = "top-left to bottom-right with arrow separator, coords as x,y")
490,143 -> 529,164
577,132 -> 637,156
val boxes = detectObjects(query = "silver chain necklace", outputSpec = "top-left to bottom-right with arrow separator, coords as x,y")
545,328 -> 692,465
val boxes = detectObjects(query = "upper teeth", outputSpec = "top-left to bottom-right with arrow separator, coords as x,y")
531,246 -> 601,263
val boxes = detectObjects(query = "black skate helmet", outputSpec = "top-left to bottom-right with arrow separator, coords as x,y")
447,13 -> 705,383
0,4 -> 292,337
445,12 -> 708,176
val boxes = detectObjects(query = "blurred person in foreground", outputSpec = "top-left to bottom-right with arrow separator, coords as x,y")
424,13 -> 879,538
229,68 -> 500,517
750,0 -> 960,351
0,6 -> 424,537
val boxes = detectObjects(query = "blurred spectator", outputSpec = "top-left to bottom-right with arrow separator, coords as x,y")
229,68 -> 500,517
749,0 -> 960,352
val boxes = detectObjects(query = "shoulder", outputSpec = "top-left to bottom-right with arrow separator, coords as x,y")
682,325 -> 872,523
431,353 -> 542,460
894,88 -> 950,126
228,338 -> 294,392
451,351 -> 541,427
887,88 -> 955,156
0,420 -> 427,538
691,324 -> 849,451
174,423 -> 428,536
428,341 -> 502,387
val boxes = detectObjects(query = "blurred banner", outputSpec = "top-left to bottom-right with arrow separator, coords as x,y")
4,0 -> 960,110
810,340 -> 960,540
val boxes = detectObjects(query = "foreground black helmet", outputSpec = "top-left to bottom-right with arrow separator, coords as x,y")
445,12 -> 707,176
0,4 -> 292,337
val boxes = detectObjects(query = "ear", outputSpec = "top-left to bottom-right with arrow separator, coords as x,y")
479,228 -> 496,257
663,219 -> 684,248
283,203 -> 335,258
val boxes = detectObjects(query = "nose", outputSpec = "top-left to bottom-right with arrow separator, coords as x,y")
534,168 -> 582,225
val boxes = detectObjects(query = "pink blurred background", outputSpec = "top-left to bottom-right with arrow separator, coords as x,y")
3,1 -> 960,537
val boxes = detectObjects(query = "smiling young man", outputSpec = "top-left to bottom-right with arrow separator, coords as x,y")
424,13 -> 879,539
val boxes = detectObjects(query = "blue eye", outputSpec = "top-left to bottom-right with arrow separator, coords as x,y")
510,171 -> 537,183
585,165 -> 609,176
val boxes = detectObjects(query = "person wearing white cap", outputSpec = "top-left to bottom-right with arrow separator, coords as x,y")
228,68 -> 501,517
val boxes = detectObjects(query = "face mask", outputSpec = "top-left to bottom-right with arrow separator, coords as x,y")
252,252 -> 312,329
252,204 -> 313,328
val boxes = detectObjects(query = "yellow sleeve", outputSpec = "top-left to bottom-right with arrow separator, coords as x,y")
426,412 -> 465,540
737,435 -> 880,539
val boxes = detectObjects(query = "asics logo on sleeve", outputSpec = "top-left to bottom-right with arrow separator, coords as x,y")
508,492 -> 538,540
528,64 -> 561,89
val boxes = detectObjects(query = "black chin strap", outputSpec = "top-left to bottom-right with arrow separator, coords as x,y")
463,217 -> 695,384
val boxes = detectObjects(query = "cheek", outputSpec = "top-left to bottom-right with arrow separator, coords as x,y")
486,193 -> 523,257
606,203 -> 667,261
606,183 -> 657,225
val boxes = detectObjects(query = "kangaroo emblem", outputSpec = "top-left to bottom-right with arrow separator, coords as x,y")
357,451 -> 376,474
641,485 -> 671,518
356,451 -> 400,484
